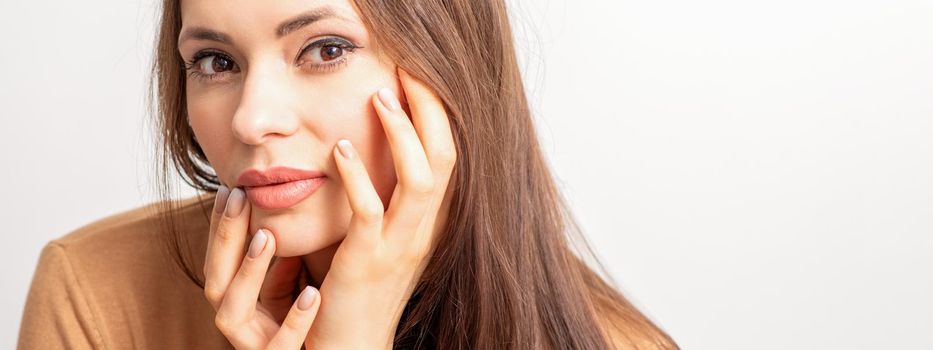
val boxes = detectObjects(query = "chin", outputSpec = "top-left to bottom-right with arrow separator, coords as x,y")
247,205 -> 349,257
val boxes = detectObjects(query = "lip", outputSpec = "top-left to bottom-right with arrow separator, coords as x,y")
237,166 -> 327,210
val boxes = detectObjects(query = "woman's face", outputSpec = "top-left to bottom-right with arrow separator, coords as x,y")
178,0 -> 401,256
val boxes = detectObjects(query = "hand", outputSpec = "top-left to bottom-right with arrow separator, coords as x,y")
306,67 -> 457,349
204,186 -> 322,349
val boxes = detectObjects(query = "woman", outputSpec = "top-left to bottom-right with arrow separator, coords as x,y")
19,0 -> 678,348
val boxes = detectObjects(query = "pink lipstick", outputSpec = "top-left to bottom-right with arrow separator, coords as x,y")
237,166 -> 327,210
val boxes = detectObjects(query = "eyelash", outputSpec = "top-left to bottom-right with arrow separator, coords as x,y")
183,37 -> 363,83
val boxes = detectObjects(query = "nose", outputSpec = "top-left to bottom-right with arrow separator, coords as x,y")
231,59 -> 300,145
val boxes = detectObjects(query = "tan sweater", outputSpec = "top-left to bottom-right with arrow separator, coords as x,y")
17,195 -> 661,350
18,194 -> 235,349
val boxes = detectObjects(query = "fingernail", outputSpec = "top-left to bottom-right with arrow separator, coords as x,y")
377,87 -> 400,112
213,185 -> 230,214
297,286 -> 318,310
337,139 -> 355,159
247,229 -> 268,258
225,187 -> 246,217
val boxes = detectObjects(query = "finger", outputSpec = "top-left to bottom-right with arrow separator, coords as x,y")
259,256 -> 304,322
334,139 -> 384,245
397,67 -> 457,175
389,68 -> 458,247
397,68 -> 457,243
266,286 -> 321,349
374,86 -> 435,194
203,187 -> 251,309
215,228 -> 276,328
206,185 -> 231,253
372,87 -> 435,231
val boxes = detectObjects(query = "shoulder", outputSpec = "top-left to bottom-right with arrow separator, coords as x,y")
20,194 -> 229,348
44,193 -> 216,297
53,194 -> 213,251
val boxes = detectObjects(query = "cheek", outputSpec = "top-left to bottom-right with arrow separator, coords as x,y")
312,94 -> 398,207
186,92 -> 239,179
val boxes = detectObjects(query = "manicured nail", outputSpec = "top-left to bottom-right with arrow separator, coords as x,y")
337,139 -> 355,159
247,229 -> 268,258
377,87 -> 400,111
213,185 -> 230,214
297,286 -> 318,310
225,187 -> 246,217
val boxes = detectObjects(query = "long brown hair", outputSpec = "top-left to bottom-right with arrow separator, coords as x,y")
149,0 -> 678,348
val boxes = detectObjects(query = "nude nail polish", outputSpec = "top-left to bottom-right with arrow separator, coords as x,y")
213,185 -> 230,214
297,286 -> 318,310
225,187 -> 246,217
247,229 -> 268,258
378,87 -> 400,111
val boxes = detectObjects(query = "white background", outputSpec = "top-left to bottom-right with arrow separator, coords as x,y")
2,0 -> 931,348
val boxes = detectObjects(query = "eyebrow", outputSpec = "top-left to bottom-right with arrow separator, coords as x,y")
178,7 -> 342,46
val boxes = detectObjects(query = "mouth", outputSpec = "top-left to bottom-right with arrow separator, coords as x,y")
237,166 -> 327,210
243,177 -> 326,210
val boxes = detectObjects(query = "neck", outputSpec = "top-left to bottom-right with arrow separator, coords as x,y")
299,238 -> 342,289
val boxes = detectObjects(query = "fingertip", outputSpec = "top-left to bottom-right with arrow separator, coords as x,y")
397,67 -> 413,90
246,228 -> 272,259
398,67 -> 423,96
371,89 -> 382,108
213,184 -> 230,215
371,90 -> 388,116
297,285 -> 319,311
224,187 -> 251,218
336,139 -> 356,159
262,228 -> 276,250
267,285 -> 320,348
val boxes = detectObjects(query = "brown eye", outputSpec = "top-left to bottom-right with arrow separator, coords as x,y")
303,44 -> 346,64
298,37 -> 359,69
210,56 -> 235,72
196,55 -> 237,75
320,45 -> 343,61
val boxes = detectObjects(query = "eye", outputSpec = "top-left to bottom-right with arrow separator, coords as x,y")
297,37 -> 361,71
184,51 -> 239,82
198,55 -> 236,75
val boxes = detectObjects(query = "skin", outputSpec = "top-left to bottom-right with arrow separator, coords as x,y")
179,0 -> 398,264
179,0 -> 457,348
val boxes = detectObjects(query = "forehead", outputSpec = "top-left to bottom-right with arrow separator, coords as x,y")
179,0 -> 363,33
